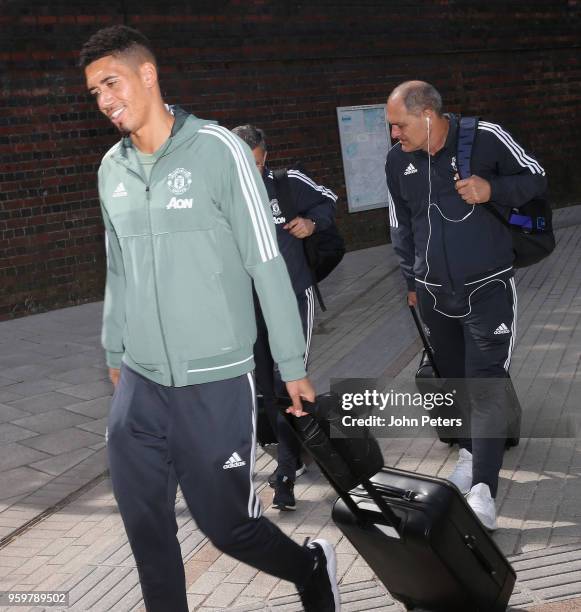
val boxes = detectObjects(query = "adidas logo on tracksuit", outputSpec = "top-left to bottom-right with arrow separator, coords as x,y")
494,323 -> 511,335
223,452 -> 246,469
112,182 -> 128,198
404,163 -> 418,175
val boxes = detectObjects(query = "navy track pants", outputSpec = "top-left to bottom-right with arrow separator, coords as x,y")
107,365 -> 313,612
417,274 -> 519,497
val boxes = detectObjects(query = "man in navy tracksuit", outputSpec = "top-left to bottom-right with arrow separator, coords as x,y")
232,125 -> 338,511
386,81 -> 547,530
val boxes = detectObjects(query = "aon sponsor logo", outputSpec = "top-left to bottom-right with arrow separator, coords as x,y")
166,197 -> 193,209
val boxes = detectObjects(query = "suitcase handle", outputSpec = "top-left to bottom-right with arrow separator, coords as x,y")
285,408 -> 403,534
357,482 -> 422,503
464,535 -> 497,577
360,478 -> 402,533
409,304 -> 441,378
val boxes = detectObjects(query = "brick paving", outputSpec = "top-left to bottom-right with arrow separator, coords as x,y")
0,206 -> 580,611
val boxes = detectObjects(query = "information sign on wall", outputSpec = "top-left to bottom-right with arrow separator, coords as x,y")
336,104 -> 392,213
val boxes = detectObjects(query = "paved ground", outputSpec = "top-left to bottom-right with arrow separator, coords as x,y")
0,205 -> 580,611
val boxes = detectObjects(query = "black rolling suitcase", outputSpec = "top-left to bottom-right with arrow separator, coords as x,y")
408,303 -> 456,446
332,469 -> 516,611
287,397 -> 516,612
409,304 -> 520,450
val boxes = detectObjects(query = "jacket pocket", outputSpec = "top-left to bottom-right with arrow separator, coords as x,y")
121,239 -> 168,365
154,230 -> 240,361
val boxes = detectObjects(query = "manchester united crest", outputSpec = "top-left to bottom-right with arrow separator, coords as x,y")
167,168 -> 192,195
270,198 -> 282,216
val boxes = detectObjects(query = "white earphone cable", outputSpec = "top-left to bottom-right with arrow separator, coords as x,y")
422,116 -> 477,318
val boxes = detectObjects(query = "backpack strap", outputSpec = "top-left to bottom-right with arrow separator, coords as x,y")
457,116 -> 479,180
457,116 -> 511,229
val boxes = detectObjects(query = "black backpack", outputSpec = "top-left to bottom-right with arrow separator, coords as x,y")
273,166 -> 345,310
457,116 -> 555,268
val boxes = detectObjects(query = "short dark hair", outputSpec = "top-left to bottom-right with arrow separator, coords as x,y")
79,25 -> 157,69
231,125 -> 267,151
400,82 -> 443,116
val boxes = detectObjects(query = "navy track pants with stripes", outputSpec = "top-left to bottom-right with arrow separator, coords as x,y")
253,285 -> 315,479
417,274 -> 519,497
107,365 -> 312,612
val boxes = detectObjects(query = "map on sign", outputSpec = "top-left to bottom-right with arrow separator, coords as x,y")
337,104 -> 392,213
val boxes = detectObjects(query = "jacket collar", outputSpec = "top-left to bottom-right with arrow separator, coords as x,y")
413,113 -> 458,159
441,113 -> 458,154
120,104 -> 189,153
103,106 -> 216,180
108,105 -> 197,178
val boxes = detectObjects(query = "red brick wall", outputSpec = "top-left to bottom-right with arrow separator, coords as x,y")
1,1 -> 580,318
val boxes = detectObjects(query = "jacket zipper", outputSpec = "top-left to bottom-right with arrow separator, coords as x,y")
433,159 -> 455,293
119,159 -> 174,384
144,183 -> 174,385
428,155 -> 456,294
441,219 -> 455,294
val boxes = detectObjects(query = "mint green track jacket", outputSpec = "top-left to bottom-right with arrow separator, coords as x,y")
98,107 -> 306,387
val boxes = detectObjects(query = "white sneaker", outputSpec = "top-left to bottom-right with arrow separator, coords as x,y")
466,483 -> 497,531
295,462 -> 307,479
300,538 -> 340,611
448,448 -> 473,494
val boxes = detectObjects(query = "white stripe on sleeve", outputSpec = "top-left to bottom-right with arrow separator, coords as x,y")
387,188 -> 398,228
199,125 -> 278,262
478,122 -> 545,176
287,169 -> 338,202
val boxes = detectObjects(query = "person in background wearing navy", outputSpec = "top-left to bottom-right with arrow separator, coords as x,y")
232,125 -> 338,511
385,81 -> 547,530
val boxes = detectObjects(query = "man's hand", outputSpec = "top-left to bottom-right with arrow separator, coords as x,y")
283,216 -> 316,239
407,291 -> 417,307
285,377 -> 316,417
109,367 -> 120,388
455,175 -> 491,205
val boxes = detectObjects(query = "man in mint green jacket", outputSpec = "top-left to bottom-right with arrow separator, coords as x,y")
81,25 -> 339,612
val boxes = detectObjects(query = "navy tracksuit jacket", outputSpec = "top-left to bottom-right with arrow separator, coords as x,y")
386,114 -> 547,496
